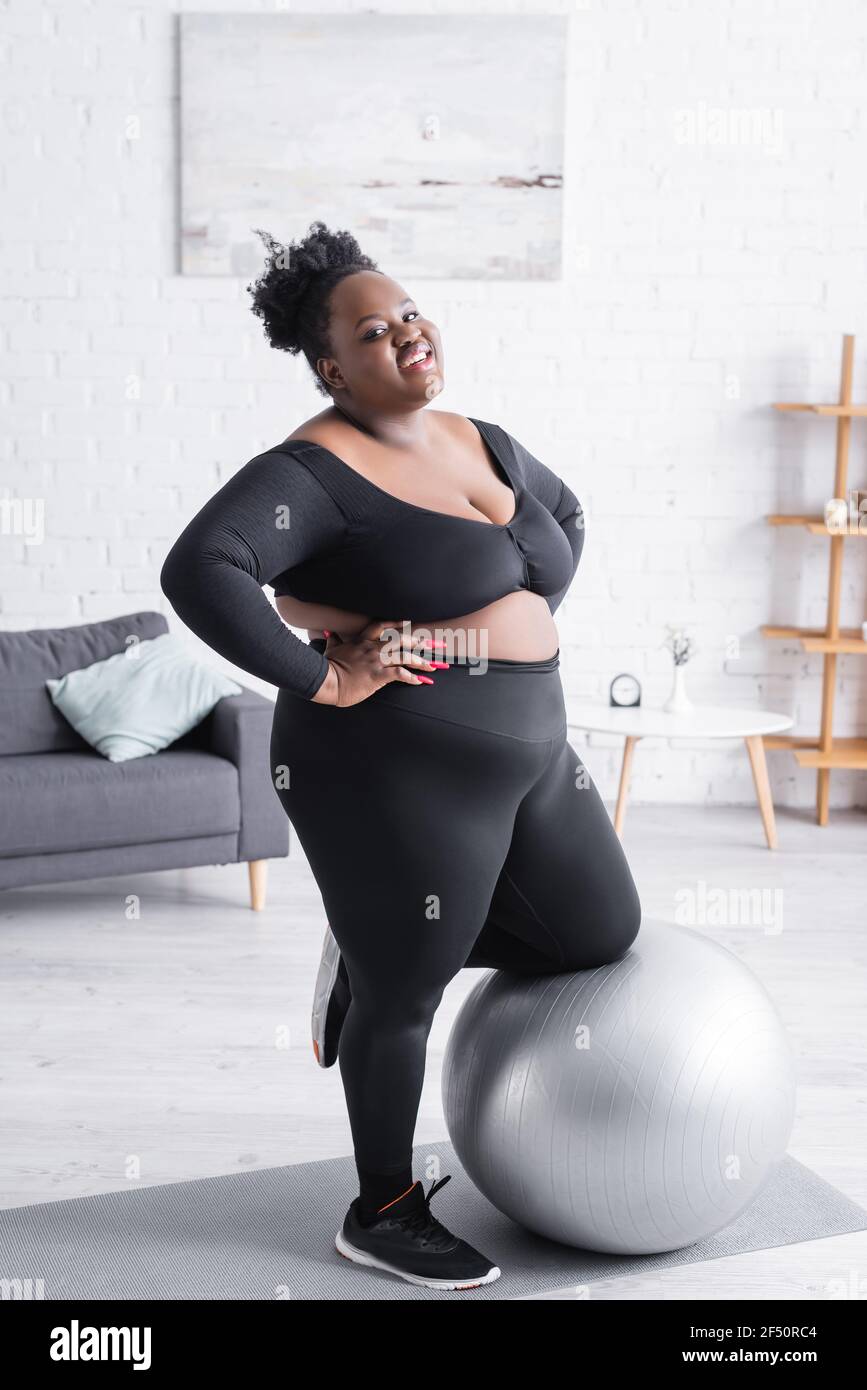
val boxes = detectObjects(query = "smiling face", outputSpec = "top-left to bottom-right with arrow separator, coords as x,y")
315,270 -> 444,413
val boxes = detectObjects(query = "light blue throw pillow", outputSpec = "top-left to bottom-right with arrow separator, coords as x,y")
45,632 -> 242,762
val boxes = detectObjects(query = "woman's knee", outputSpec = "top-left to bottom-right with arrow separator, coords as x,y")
349,972 -> 445,1033
609,890 -> 642,960
566,878 -> 642,968
602,873 -> 642,960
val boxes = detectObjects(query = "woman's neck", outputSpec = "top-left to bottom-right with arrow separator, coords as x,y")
330,398 -> 432,451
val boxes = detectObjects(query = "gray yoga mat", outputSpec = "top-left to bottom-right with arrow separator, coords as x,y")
1,1141 -> 864,1301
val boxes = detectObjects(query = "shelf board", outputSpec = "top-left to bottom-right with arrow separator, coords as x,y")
766,514 -> 867,535
794,738 -> 867,770
761,624 -> 827,639
805,521 -> 867,536
760,624 -> 867,654
761,625 -> 861,644
774,403 -> 867,416
764,733 -> 867,766
801,635 -> 867,654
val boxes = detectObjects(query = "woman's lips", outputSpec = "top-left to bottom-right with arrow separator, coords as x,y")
397,345 -> 435,372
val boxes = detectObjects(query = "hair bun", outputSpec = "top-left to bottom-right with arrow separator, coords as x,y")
247,221 -> 377,359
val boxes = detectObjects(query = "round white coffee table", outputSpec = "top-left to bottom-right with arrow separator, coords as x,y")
567,704 -> 794,849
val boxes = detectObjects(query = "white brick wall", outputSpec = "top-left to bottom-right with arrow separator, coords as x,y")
3,0 -> 866,809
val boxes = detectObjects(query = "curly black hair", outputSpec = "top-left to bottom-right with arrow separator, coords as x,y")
247,221 -> 380,396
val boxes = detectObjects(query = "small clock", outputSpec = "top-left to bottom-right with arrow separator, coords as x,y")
610,673 -> 641,708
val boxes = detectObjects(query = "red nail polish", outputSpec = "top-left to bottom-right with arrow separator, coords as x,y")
429,661 -> 450,669
417,675 -> 435,685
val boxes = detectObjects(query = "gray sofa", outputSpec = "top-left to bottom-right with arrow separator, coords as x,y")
0,611 -> 288,908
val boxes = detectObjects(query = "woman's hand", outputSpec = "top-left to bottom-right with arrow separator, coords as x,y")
311,619 -> 446,707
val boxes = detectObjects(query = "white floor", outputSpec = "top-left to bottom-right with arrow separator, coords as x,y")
1,802 -> 865,1301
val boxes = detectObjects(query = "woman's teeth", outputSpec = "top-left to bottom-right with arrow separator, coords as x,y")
399,346 -> 432,369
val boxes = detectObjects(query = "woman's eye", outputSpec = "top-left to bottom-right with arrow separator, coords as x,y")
362,310 -> 421,341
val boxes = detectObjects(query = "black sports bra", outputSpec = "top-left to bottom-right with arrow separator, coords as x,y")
270,418 -> 581,619
160,417 -> 584,701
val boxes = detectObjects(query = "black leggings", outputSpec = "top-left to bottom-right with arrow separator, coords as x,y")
271,650 -> 642,1177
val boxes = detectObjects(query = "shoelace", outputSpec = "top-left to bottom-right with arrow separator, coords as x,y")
397,1175 -> 455,1250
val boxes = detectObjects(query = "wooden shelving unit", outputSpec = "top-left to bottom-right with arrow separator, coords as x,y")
762,334 -> 867,825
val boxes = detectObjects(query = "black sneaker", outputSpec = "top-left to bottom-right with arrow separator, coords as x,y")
335,1175 -> 501,1290
311,923 -> 351,1068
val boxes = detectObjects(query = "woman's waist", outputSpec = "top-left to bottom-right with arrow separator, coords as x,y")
278,642 -> 566,747
366,655 -> 566,742
398,589 -> 558,663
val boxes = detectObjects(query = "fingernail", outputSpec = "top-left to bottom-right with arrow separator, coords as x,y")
322,629 -> 331,637
429,661 -> 450,669
416,675 -> 435,685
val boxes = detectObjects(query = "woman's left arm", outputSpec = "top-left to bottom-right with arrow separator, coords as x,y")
505,429 -> 585,614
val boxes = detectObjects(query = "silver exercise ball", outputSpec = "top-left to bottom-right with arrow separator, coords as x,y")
442,918 -> 797,1255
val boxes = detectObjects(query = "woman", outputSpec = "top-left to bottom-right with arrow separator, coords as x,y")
160,221 -> 642,1292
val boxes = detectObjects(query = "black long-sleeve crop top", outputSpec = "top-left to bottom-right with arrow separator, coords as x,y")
160,417 -> 584,701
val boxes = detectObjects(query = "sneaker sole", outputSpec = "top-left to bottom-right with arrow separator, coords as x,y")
311,924 -> 342,1068
335,1229 -> 501,1290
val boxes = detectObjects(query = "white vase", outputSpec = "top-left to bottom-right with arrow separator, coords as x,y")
663,663 -> 693,714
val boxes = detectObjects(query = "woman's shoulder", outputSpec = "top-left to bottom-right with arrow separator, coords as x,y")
280,407 -> 337,451
233,435 -> 344,511
431,409 -> 507,449
433,409 -> 492,433
441,410 -> 521,441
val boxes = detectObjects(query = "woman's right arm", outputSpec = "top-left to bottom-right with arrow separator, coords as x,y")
160,448 -> 439,706
273,594 -> 371,641
160,449 -> 344,700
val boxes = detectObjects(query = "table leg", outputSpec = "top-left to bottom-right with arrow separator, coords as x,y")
614,736 -> 639,837
745,735 -> 779,850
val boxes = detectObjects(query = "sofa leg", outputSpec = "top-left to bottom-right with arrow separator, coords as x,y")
248,859 -> 267,911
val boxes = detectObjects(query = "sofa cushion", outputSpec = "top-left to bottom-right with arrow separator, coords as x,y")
0,611 -> 168,757
0,748 -> 241,859
45,633 -> 242,763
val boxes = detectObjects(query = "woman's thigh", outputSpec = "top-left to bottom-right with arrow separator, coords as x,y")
485,734 -> 642,970
271,693 -> 551,1011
